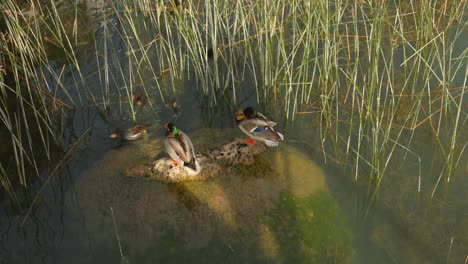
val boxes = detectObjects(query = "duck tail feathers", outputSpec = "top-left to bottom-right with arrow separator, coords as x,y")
264,139 -> 280,147
277,132 -> 284,140
183,159 -> 202,175
267,121 -> 277,127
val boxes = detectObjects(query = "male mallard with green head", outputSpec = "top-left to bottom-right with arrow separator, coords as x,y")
164,122 -> 202,175
235,107 -> 284,147
110,125 -> 147,141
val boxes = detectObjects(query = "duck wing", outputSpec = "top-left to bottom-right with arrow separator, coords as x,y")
180,132 -> 196,165
251,126 -> 283,141
165,133 -> 193,163
239,118 -> 265,134
240,117 -> 283,142
128,125 -> 145,133
165,137 -> 182,164
256,112 -> 277,127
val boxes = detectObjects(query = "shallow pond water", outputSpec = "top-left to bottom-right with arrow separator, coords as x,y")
66,132 -> 351,263
1,98 -> 465,263
0,1 -> 467,264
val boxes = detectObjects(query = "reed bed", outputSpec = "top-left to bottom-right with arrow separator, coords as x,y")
0,0 -> 466,204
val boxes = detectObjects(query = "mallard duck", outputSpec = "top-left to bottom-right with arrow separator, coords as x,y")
165,98 -> 180,116
235,107 -> 284,147
132,93 -> 147,108
110,125 -> 147,141
164,122 -> 202,175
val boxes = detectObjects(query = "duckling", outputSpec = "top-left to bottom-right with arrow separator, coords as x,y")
110,125 -> 147,141
164,122 -> 202,175
235,107 -> 284,147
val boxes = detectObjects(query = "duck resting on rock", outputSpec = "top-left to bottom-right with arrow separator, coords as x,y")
235,107 -> 284,147
164,122 -> 202,175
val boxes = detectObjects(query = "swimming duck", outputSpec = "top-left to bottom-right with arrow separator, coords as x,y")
132,93 -> 147,108
235,107 -> 284,147
165,98 -> 180,116
164,122 -> 202,175
110,125 -> 147,141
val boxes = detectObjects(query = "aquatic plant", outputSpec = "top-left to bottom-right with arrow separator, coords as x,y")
0,0 -> 466,210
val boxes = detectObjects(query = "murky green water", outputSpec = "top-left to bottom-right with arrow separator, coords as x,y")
68,133 -> 351,263
1,1 -> 467,264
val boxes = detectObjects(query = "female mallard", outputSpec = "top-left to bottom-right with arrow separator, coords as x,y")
110,125 -> 147,141
235,107 -> 284,147
164,122 -> 202,175
165,98 -> 180,116
132,93 -> 147,108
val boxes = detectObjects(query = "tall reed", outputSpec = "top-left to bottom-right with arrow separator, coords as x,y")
0,0 -> 466,202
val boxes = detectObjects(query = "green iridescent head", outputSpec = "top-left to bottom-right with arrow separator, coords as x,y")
164,122 -> 179,136
243,107 -> 257,118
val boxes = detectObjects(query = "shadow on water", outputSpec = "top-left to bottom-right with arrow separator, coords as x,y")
167,183 -> 202,212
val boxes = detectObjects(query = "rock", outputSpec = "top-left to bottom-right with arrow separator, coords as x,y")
124,138 -> 266,182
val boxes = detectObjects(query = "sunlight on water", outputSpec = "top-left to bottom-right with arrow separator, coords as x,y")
69,129 -> 351,262
269,147 -> 326,198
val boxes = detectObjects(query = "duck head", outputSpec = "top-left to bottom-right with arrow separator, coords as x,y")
235,111 -> 246,123
168,98 -> 178,109
132,94 -> 146,108
243,107 -> 257,118
164,122 -> 180,136
109,130 -> 120,138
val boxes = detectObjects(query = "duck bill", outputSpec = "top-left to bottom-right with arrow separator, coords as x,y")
235,112 -> 245,121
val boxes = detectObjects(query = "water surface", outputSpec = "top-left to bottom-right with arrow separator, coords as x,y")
0,1 -> 467,263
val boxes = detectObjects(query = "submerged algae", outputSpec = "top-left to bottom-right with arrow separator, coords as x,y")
69,127 -> 353,262
260,191 -> 354,263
